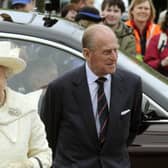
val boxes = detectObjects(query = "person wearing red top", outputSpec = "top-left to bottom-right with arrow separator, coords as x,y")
144,10 -> 168,77
125,0 -> 161,60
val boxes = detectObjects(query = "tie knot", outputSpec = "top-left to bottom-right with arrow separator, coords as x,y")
96,77 -> 107,85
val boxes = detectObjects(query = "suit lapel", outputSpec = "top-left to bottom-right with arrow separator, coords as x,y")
72,65 -> 99,147
109,70 -> 125,115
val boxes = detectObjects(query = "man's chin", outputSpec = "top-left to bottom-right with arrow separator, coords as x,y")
108,67 -> 116,74
105,21 -> 117,27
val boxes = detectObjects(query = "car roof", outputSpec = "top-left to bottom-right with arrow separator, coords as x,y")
0,9 -> 38,24
0,19 -> 83,51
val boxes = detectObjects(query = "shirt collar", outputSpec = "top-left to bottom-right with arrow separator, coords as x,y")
131,20 -> 152,34
85,63 -> 111,84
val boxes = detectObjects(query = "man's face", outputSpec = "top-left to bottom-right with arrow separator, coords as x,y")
102,5 -> 122,28
83,32 -> 119,76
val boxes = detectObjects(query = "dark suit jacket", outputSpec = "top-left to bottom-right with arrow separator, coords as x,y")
40,64 -> 142,168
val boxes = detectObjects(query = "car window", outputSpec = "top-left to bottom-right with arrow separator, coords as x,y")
0,38 -> 84,93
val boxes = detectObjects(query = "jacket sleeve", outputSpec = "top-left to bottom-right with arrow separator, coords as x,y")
144,35 -> 161,69
124,35 -> 136,57
127,76 -> 142,146
40,82 -> 62,159
28,111 -> 52,168
119,33 -> 136,57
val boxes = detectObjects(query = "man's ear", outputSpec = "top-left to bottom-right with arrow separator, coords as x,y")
82,48 -> 90,60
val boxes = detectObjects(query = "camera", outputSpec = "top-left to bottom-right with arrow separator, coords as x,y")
43,0 -> 60,27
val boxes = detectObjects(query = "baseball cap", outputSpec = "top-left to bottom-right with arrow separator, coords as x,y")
75,6 -> 103,23
12,0 -> 31,5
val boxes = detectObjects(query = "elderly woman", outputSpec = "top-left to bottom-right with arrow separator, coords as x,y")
0,41 -> 52,167
144,10 -> 168,77
125,0 -> 161,60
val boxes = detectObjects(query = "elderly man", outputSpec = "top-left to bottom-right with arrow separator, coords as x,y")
40,24 -> 142,168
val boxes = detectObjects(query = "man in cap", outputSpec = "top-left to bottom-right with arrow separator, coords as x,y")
75,6 -> 103,28
11,0 -> 35,12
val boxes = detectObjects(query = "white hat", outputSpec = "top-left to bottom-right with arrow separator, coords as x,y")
0,41 -> 26,76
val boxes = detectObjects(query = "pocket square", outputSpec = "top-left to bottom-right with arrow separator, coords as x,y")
121,109 -> 130,116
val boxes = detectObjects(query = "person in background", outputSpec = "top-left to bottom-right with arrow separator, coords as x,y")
40,24 -> 142,168
70,0 -> 86,9
70,0 -> 94,8
0,0 -> 8,8
85,0 -> 95,6
11,0 -> 35,12
126,0 -> 161,61
75,6 -> 103,28
101,0 -> 136,57
144,10 -> 168,77
0,41 -> 52,167
61,3 -> 78,21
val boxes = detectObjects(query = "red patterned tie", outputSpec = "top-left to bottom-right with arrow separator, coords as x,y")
96,77 -> 109,145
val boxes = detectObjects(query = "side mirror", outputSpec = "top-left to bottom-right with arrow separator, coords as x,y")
142,94 -> 168,120
138,94 -> 168,135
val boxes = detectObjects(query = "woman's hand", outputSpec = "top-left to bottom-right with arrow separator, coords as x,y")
161,57 -> 168,67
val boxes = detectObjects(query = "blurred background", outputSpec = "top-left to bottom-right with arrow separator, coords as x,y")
0,0 -> 167,22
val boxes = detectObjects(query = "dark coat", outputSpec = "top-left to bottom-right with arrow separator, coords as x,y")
40,64 -> 142,168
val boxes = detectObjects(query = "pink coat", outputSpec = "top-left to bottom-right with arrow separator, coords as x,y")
144,33 -> 168,73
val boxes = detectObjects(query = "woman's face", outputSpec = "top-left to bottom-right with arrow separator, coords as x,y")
131,1 -> 151,23
65,10 -> 77,21
0,66 -> 7,91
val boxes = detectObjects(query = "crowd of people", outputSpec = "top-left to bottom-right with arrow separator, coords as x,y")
1,0 -> 167,77
60,0 -> 168,77
0,0 -> 167,168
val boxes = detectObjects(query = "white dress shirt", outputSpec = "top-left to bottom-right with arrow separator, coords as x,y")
85,63 -> 111,136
